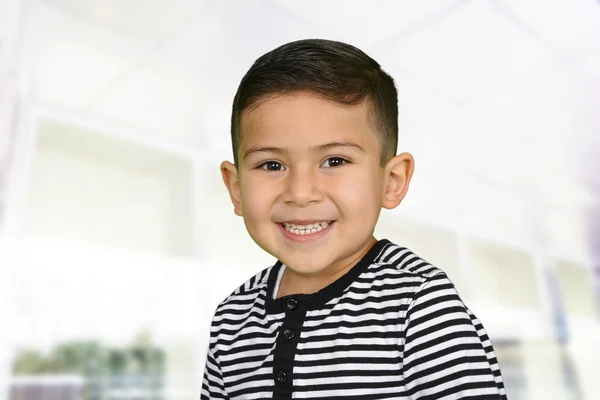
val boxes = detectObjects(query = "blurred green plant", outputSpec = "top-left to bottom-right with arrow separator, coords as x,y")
12,329 -> 165,376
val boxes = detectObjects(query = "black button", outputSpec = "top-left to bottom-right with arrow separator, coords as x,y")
276,370 -> 288,384
282,328 -> 295,340
285,298 -> 298,311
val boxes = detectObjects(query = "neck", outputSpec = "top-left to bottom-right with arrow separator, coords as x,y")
277,236 -> 377,298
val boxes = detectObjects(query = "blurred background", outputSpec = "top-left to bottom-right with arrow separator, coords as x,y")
0,0 -> 599,399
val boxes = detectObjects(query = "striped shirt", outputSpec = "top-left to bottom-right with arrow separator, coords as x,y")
201,239 -> 507,399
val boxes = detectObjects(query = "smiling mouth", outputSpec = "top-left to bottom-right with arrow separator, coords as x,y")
280,221 -> 334,236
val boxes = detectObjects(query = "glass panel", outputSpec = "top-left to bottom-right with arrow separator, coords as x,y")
25,118 -> 193,257
468,238 -> 540,309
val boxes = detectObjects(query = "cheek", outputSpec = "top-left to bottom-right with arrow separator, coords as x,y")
328,169 -> 382,213
240,177 -> 276,219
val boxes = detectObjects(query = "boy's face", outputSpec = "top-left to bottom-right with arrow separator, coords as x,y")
221,93 -> 413,276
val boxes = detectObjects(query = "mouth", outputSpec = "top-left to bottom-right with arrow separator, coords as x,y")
277,220 -> 336,241
282,220 -> 333,234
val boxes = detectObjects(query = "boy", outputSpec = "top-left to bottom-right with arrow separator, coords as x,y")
201,39 -> 507,399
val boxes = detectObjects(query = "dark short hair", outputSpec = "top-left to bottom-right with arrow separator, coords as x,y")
230,38 -> 398,166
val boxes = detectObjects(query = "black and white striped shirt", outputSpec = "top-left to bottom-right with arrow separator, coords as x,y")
201,239 -> 507,399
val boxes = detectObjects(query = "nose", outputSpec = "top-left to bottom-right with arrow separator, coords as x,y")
282,166 -> 323,207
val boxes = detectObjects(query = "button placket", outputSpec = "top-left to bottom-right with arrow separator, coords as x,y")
273,296 -> 306,399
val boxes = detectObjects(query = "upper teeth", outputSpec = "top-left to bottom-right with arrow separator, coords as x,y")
282,221 -> 331,234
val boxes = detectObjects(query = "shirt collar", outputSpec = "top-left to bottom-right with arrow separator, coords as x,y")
264,239 -> 391,313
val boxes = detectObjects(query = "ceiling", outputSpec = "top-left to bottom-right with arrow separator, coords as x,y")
15,0 -> 600,260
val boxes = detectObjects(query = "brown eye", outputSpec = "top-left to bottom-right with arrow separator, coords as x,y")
260,161 -> 285,171
321,157 -> 348,168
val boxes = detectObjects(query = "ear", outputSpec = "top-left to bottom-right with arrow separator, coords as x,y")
381,152 -> 415,209
221,161 -> 243,216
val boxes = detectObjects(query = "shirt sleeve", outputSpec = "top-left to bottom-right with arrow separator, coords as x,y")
200,345 -> 228,399
401,274 -> 507,399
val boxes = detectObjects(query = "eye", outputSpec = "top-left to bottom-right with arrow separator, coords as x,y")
259,161 -> 286,171
321,157 -> 348,168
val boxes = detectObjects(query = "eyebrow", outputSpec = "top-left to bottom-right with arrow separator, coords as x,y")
243,140 -> 366,160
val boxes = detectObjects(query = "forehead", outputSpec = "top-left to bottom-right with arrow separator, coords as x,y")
239,93 -> 377,150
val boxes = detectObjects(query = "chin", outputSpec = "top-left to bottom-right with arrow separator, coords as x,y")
279,255 -> 331,275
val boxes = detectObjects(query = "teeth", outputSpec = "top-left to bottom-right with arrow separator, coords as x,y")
282,221 -> 331,235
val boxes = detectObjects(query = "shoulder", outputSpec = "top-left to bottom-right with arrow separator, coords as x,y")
374,241 -> 475,326
373,240 -> 451,283
366,240 -> 464,309
207,263 -> 277,355
214,261 -> 277,310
